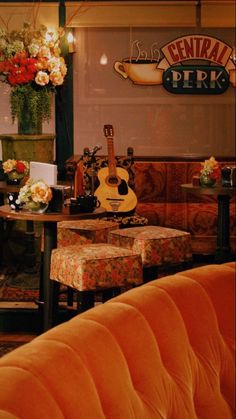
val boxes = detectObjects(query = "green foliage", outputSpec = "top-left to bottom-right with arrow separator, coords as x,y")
10,84 -> 53,126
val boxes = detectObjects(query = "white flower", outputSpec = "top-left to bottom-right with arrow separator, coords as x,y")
38,45 -> 51,59
47,57 -> 61,72
12,40 -> 24,53
60,62 -> 67,77
30,180 -> 52,203
3,159 -> 16,173
18,184 -> 31,203
28,42 -> 40,57
49,70 -> 64,86
35,71 -> 49,86
18,178 -> 52,206
0,38 -> 7,51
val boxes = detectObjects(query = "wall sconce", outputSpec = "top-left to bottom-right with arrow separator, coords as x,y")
67,31 -> 75,53
100,53 -> 108,65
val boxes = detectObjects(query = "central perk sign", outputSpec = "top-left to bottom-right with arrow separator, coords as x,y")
161,35 -> 232,67
163,65 -> 229,94
114,34 -> 235,94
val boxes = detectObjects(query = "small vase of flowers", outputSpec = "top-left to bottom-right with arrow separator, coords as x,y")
0,22 -> 67,134
18,178 -> 52,213
199,156 -> 221,187
2,158 -> 29,185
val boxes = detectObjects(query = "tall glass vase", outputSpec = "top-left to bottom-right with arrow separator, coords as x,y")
10,85 -> 52,135
17,100 -> 42,135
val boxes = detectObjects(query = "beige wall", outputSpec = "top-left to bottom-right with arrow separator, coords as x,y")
64,1 -> 236,157
0,2 -> 58,31
0,1 -> 235,159
73,26 -> 235,157
65,1 -> 235,28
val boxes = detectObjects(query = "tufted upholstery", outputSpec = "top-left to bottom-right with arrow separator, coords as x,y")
0,262 -> 234,418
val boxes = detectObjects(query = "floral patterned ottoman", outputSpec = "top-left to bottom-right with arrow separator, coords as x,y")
50,243 -> 143,291
57,219 -> 119,247
108,225 -> 192,268
50,243 -> 143,320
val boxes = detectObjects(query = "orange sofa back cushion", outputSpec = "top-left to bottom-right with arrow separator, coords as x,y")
0,262 -> 235,418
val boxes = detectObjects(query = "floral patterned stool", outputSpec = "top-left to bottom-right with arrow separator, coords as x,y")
108,226 -> 193,281
56,219 -> 120,306
50,243 -> 143,323
57,219 -> 119,247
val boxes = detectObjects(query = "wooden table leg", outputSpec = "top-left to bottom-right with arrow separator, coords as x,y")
215,194 -> 231,263
42,221 -> 57,331
24,221 -> 37,273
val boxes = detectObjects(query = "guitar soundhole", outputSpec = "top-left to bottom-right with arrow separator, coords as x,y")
108,176 -> 119,185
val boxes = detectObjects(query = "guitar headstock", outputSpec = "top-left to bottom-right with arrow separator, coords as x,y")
104,124 -> 114,138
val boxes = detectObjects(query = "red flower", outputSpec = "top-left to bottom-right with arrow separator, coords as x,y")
210,167 -> 221,180
27,63 -> 37,74
2,56 -> 38,86
7,75 -> 17,85
0,60 -> 10,72
15,161 -> 26,174
8,70 -> 35,85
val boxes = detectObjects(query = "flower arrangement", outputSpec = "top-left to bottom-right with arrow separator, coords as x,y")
199,156 -> 221,187
200,156 -> 221,181
2,158 -> 29,181
0,22 -> 67,131
18,178 -> 52,212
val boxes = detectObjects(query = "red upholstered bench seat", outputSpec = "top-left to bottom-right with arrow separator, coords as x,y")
133,161 -> 236,255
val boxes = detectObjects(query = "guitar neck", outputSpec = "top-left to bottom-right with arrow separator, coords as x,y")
107,136 -> 117,178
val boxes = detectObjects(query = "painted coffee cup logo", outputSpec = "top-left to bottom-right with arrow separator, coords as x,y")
114,36 -> 235,93
114,58 -> 163,85
114,40 -> 163,85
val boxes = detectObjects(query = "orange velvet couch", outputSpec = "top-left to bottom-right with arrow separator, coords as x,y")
0,262 -> 234,418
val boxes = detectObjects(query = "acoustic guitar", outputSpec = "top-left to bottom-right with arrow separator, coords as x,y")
94,125 -> 137,213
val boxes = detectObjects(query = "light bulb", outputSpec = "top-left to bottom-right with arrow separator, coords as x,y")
67,32 -> 75,53
100,53 -> 108,65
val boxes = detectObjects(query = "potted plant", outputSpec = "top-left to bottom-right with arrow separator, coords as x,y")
0,22 -> 67,134
2,158 -> 29,184
199,156 -> 221,187
18,178 -> 52,213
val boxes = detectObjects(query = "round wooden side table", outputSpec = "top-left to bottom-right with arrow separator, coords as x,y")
181,184 -> 236,263
0,205 -> 106,332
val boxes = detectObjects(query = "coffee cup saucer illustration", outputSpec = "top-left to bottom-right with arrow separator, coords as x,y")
225,49 -> 236,87
114,41 -> 164,85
